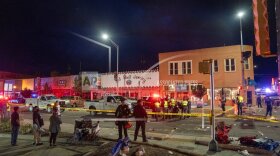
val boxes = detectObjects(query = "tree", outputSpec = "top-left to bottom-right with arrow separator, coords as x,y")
192,86 -> 207,99
73,75 -> 82,96
21,88 -> 32,98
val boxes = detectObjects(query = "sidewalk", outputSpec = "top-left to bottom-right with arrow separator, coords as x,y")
22,119 -> 244,156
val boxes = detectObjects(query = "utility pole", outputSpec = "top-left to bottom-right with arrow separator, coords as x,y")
199,60 -> 218,152
276,0 -> 280,88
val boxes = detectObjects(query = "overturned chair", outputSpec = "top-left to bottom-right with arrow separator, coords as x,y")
68,119 -> 100,144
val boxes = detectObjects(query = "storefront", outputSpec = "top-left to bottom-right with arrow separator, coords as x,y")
101,70 -> 159,98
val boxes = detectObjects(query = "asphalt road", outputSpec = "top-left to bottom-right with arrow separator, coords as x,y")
20,106 -> 280,141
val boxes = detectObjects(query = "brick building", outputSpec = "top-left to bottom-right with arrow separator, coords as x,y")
158,45 -> 255,105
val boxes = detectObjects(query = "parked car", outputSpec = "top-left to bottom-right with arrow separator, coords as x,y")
61,96 -> 85,107
25,94 -> 67,112
9,97 -> 26,104
142,96 -> 161,110
84,94 -> 137,115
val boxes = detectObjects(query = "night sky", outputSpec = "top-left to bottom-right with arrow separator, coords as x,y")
0,0 -> 278,86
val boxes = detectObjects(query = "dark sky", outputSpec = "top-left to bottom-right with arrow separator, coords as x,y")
0,0 -> 278,86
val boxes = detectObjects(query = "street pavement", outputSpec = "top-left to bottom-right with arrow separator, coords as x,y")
19,105 -> 280,141
7,105 -> 278,155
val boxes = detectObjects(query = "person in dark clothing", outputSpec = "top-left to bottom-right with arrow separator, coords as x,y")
11,106 -> 20,146
257,95 -> 262,108
133,99 -> 148,142
115,98 -> 131,140
265,96 -> 273,117
33,106 -> 43,145
186,99 -> 191,118
49,109 -> 62,146
220,95 -> 226,116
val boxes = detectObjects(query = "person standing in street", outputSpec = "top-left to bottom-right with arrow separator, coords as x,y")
53,101 -> 61,116
33,106 -> 43,146
154,99 -> 161,122
170,97 -> 176,117
220,95 -> 226,116
133,99 -> 148,142
49,109 -> 62,146
186,98 -> 191,118
265,96 -> 273,117
236,94 -> 244,115
162,98 -> 169,120
180,96 -> 188,119
11,106 -> 20,146
115,98 -> 131,140
257,95 -> 262,108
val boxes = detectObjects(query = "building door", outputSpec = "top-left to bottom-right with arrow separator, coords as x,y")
247,91 -> 252,106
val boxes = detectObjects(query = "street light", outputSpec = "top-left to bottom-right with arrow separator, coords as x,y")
102,33 -> 119,94
237,11 -> 246,89
70,31 -> 112,72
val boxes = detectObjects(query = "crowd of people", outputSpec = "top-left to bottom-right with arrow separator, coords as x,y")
7,92 -> 278,146
10,103 -> 62,146
151,96 -> 192,121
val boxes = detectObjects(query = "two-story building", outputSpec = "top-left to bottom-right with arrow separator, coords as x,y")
159,45 -> 255,105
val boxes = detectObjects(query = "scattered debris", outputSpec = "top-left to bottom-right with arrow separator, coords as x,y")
168,151 -> 173,155
257,131 -> 264,136
238,150 -> 250,156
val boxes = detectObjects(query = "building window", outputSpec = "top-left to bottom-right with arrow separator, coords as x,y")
244,59 -> 249,70
214,60 -> 218,72
169,63 -> 174,75
169,62 -> 178,75
182,62 -> 186,74
174,62 -> 178,75
182,61 -> 192,74
187,61 -> 192,74
224,58 -> 235,72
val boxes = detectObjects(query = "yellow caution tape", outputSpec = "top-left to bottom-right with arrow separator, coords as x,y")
226,114 -> 279,123
6,103 -> 278,123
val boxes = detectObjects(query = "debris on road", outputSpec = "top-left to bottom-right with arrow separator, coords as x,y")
238,149 -> 250,156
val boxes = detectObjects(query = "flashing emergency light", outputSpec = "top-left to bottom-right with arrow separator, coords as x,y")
31,94 -> 38,98
4,97 -> 8,100
265,88 -> 272,93
0,95 -> 3,99
153,93 -> 160,98
238,86 -> 243,90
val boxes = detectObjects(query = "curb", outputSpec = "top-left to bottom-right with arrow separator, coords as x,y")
99,136 -> 205,156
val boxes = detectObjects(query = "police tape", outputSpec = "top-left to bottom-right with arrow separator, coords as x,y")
146,111 -> 211,117
226,114 -> 279,123
6,103 -> 279,123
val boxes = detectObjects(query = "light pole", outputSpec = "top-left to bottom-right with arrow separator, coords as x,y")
102,33 -> 119,94
70,32 -> 112,72
237,11 -> 246,89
